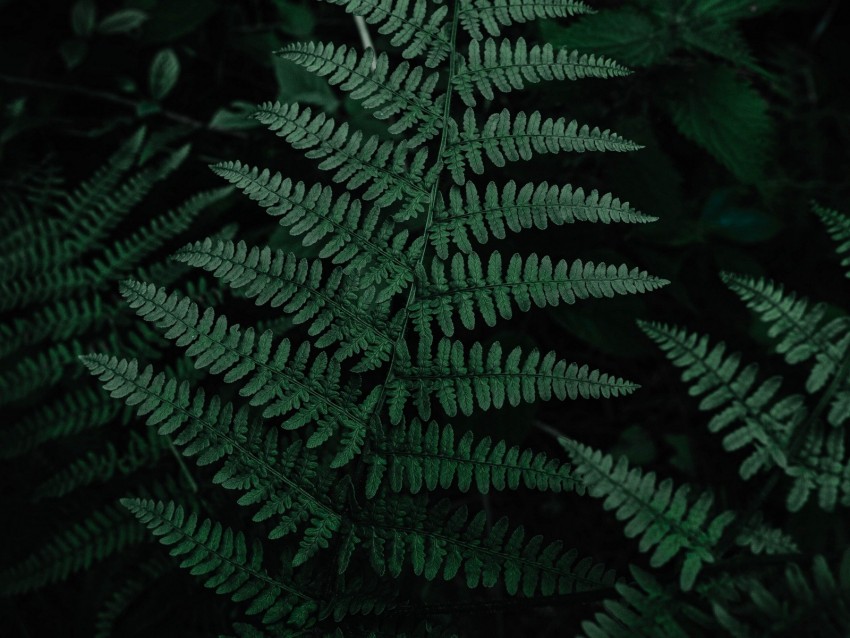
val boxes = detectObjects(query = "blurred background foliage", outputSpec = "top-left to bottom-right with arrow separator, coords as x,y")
1,0 -> 848,635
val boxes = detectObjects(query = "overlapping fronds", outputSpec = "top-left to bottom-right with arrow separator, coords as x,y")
813,203 -> 850,278
277,42 -> 444,145
174,238 -> 398,372
253,102 -> 430,218
210,161 -> 417,297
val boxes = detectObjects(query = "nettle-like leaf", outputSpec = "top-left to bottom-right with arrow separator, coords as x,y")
562,439 -> 735,591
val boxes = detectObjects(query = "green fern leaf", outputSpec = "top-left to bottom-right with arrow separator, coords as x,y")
429,180 -> 656,259
366,419 -> 579,496
412,251 -> 668,336
445,108 -> 641,184
121,499 -> 319,626
253,101 -> 430,217
562,438 -> 735,591
174,238 -> 398,372
365,495 -> 616,595
277,42 -> 445,145
210,160 -> 417,299
387,339 -> 639,422
320,0 -> 450,67
721,272 -> 850,396
455,37 -> 629,106
459,0 -> 594,41
813,203 -> 850,279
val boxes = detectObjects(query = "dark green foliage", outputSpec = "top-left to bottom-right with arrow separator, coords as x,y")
2,0 -> 848,635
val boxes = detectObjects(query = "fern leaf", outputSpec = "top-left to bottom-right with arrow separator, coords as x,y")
80,354 -> 343,545
121,499 -> 318,626
638,320 -> 802,477
0,502 -> 146,596
94,557 -> 171,638
211,161 -> 417,299
445,108 -> 641,184
320,0 -> 450,67
387,339 -> 639,423
0,341 -> 81,406
430,180 -> 656,259
579,565 -> 697,638
562,439 -> 735,591
365,495 -> 616,595
119,282 -> 376,467
412,252 -> 668,336
813,203 -> 850,278
253,102 -> 429,218
174,238 -> 397,372
0,387 -> 120,460
455,37 -> 629,106
35,429 -> 166,500
277,42 -> 444,145
459,0 -> 594,40
721,272 -> 850,395
366,419 -> 579,497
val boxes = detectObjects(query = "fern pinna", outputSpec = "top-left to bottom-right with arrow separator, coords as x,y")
79,0 -> 667,634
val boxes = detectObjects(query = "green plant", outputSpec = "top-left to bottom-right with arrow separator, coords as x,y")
77,0 -> 669,633
561,204 -> 850,636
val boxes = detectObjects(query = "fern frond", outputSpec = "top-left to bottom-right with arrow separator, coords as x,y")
210,161 -> 417,298
119,281 -> 377,466
459,0 -> 593,40
121,499 -> 319,626
320,0 -> 451,67
0,265 -> 93,312
429,180 -> 656,259
445,108 -> 641,184
579,565 -> 698,638
35,429 -> 167,500
0,294 -> 105,359
0,341 -> 81,406
91,186 -> 233,285
387,339 -> 639,423
365,495 -> 616,595
0,502 -> 146,596
0,387 -> 121,460
455,37 -> 629,106
174,238 -> 398,372
721,272 -> 850,396
365,419 -> 579,496
277,42 -> 444,145
638,320 -> 802,478
735,513 -> 799,555
412,251 -> 668,336
253,102 -> 429,218
562,439 -> 735,591
813,203 -> 850,278
791,427 -> 850,512
80,354 -> 344,549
